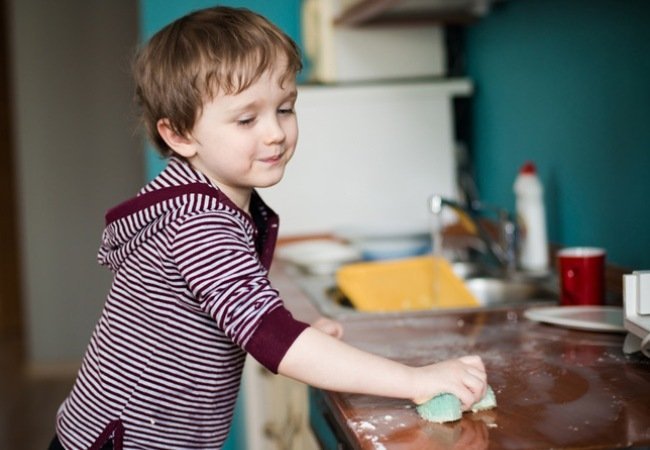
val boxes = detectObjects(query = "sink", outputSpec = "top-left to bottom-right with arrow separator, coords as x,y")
464,277 -> 556,307
292,261 -> 558,319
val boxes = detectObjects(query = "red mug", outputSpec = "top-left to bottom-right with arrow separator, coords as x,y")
557,247 -> 605,306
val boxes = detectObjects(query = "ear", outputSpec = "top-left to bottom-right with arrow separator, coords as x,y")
156,119 -> 196,158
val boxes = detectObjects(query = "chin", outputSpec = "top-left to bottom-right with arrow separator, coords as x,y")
256,167 -> 288,188
257,178 -> 283,188
255,174 -> 284,188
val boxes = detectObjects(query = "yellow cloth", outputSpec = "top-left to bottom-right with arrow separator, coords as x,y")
336,256 -> 479,312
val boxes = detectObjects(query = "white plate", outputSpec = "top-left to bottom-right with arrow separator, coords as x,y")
524,306 -> 625,333
276,240 -> 361,275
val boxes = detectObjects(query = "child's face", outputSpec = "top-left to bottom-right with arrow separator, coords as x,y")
180,62 -> 298,209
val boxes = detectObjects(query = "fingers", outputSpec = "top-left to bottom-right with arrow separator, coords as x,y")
460,355 -> 487,390
312,317 -> 344,339
454,374 -> 482,409
459,354 -> 486,372
458,357 -> 488,409
329,322 -> 344,339
463,371 -> 487,407
466,366 -> 486,381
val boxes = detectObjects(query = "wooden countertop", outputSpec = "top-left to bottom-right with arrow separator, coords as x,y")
270,259 -> 650,450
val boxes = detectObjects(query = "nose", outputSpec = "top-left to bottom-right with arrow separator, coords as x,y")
264,116 -> 286,145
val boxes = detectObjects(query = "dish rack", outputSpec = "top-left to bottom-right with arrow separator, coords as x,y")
623,271 -> 650,358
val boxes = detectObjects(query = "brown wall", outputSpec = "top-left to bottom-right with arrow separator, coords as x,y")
0,0 -> 22,339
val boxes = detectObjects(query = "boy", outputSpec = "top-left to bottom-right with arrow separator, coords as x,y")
50,6 -> 487,449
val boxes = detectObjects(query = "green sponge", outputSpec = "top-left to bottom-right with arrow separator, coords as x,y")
416,385 -> 497,423
416,393 -> 462,423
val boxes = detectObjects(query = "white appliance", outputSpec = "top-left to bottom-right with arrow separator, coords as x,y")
623,270 -> 650,357
262,79 -> 471,237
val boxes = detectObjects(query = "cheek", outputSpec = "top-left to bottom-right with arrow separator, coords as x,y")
287,121 -> 299,147
285,147 -> 296,163
285,127 -> 298,158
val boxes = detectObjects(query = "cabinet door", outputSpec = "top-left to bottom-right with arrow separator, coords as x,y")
243,356 -> 320,450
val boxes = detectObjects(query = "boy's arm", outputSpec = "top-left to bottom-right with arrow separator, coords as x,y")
277,327 -> 487,409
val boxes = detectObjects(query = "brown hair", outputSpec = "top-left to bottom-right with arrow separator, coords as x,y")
133,6 -> 302,156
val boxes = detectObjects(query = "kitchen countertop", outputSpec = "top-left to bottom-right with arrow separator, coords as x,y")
270,258 -> 650,449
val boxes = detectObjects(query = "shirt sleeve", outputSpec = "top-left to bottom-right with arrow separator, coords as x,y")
245,305 -> 309,373
171,210 -> 308,373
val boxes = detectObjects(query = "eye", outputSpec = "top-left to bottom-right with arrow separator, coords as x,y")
278,103 -> 295,115
237,116 -> 255,126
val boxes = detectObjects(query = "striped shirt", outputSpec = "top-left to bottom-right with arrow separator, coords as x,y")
55,157 -> 308,449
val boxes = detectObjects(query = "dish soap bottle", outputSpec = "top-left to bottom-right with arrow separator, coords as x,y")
514,161 -> 548,272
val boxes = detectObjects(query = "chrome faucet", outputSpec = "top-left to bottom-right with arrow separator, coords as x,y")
429,195 -> 518,273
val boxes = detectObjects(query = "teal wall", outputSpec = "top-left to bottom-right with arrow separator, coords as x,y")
140,0 -> 650,270
139,0 -> 303,181
465,0 -> 650,268
137,3 -> 302,449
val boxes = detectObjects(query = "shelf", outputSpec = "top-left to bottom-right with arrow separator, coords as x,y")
334,0 -> 495,26
298,78 -> 473,97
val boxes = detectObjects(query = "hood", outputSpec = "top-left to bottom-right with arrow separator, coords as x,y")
97,158 -> 218,273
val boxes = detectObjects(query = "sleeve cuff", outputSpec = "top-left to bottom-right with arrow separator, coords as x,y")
245,305 -> 309,374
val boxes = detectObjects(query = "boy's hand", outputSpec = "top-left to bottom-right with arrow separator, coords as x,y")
311,317 -> 344,339
413,355 -> 487,410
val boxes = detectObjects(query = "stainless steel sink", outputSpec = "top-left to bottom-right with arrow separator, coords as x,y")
292,261 -> 558,319
464,277 -> 556,307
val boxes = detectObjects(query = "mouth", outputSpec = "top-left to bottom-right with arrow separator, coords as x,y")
260,152 -> 285,164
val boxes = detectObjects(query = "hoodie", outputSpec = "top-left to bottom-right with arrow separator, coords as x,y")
55,157 -> 308,450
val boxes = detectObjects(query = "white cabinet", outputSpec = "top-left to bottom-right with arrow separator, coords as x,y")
302,0 -> 446,83
243,356 -> 320,450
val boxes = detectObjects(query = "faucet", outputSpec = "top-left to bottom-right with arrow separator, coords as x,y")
429,195 -> 518,273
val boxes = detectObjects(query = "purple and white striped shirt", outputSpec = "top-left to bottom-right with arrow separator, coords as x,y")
55,157 -> 308,449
